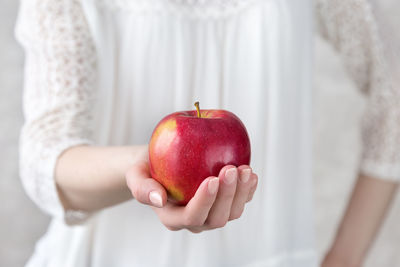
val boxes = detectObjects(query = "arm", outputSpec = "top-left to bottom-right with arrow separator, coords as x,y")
16,0 -> 99,224
322,174 -> 398,267
16,0 -> 146,218
55,145 -> 140,212
315,0 -> 400,265
57,143 -> 258,233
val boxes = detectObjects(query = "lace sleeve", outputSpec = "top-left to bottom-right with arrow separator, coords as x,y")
315,0 -> 400,181
15,0 -> 97,224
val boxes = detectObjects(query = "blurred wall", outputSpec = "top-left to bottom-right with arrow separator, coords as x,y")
0,0 -> 399,266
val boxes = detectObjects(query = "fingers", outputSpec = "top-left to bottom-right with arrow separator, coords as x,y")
149,165 -> 258,233
229,165 -> 253,220
184,177 -> 219,226
126,162 -> 168,208
247,173 -> 258,202
205,165 -> 238,228
152,177 -> 219,230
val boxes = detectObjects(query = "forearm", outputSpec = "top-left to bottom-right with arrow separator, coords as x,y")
55,145 -> 147,212
324,174 -> 398,267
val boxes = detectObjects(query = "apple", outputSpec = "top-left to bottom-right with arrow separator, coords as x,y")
149,102 -> 251,205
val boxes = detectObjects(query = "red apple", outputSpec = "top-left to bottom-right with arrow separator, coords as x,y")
149,102 -> 251,205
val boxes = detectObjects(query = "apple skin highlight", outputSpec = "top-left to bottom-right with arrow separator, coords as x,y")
149,108 -> 251,205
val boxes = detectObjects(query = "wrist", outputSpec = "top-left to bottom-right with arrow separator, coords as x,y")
56,145 -> 146,211
323,247 -> 362,267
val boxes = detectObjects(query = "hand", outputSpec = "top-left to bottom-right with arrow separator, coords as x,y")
125,151 -> 258,233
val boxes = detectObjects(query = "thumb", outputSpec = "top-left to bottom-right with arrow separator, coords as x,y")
125,162 -> 167,208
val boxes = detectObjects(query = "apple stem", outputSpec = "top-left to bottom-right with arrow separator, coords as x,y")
194,101 -> 201,118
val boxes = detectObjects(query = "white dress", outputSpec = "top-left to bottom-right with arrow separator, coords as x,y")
15,0 -> 400,266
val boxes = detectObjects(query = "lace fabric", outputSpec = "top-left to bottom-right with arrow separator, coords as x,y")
16,0 -> 400,224
316,0 -> 400,181
16,0 -> 96,224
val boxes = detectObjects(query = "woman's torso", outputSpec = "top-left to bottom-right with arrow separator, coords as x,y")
27,1 -> 316,266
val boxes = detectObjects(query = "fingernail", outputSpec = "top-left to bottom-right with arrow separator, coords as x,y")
149,191 -> 163,207
225,168 -> 237,185
240,169 -> 251,183
208,177 -> 219,194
